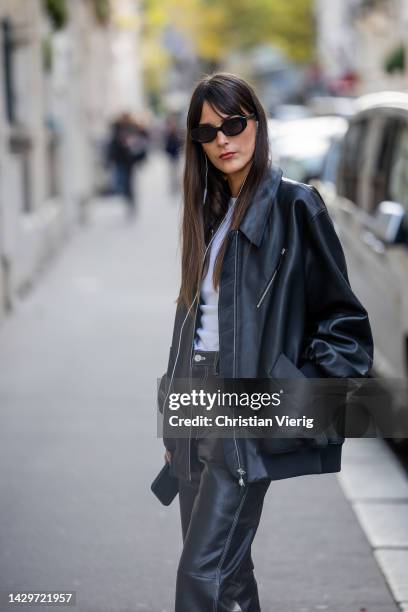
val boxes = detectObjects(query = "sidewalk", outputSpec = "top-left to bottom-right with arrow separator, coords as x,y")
0,153 -> 403,611
255,439 -> 403,611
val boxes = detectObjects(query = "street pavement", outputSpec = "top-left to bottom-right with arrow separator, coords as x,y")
0,153 -> 402,611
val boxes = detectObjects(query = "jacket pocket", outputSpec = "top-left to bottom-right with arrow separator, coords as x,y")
261,352 -> 329,453
256,247 -> 286,309
267,351 -> 305,379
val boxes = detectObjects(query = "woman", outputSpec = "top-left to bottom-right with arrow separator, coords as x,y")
157,72 -> 374,611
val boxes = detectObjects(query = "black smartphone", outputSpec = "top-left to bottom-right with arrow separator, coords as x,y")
150,462 -> 179,506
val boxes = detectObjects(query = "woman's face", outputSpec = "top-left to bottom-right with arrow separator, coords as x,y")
199,100 -> 257,188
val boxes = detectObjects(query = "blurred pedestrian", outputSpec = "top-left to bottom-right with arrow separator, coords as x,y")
163,113 -> 183,194
157,72 -> 374,611
106,112 -> 149,218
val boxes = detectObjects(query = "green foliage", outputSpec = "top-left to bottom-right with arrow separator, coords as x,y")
141,0 -> 315,100
92,0 -> 110,25
384,44 -> 405,74
142,0 -> 315,64
42,37 -> 53,72
214,0 -> 315,61
42,0 -> 68,30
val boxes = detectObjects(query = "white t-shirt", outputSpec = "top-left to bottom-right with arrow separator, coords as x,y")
194,197 -> 237,351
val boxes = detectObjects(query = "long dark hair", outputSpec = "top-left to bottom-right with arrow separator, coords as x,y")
178,72 -> 270,308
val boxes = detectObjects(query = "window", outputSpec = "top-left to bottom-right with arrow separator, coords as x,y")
364,116 -> 399,214
389,123 -> 408,212
337,118 -> 369,204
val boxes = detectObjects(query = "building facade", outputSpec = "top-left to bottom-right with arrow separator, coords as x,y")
314,0 -> 408,95
0,0 -> 144,321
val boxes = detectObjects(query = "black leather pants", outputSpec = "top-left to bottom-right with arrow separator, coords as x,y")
175,349 -> 271,612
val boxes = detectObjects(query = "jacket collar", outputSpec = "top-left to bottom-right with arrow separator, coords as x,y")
239,164 -> 283,247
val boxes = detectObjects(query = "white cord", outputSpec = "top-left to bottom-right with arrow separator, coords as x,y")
203,155 -> 208,206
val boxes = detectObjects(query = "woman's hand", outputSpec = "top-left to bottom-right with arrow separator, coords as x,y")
164,449 -> 172,464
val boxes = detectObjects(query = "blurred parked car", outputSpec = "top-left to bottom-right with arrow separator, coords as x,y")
308,132 -> 346,208
268,116 -> 348,183
307,95 -> 357,118
271,104 -> 313,121
314,92 -> 408,381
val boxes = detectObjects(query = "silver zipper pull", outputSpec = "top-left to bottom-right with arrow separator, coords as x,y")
256,247 -> 286,309
237,468 -> 246,487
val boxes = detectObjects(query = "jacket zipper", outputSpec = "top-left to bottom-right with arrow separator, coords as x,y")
161,251 -> 207,483
163,225 -> 235,483
232,230 -> 246,487
188,295 -> 200,482
187,227 -> 214,482
256,247 -> 286,309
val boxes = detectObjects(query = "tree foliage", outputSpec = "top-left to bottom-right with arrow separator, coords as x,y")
92,0 -> 110,25
42,0 -> 68,30
141,0 -> 314,103
384,43 -> 406,74
142,0 -> 315,65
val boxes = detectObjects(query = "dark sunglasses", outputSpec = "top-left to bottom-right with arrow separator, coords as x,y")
191,113 -> 257,143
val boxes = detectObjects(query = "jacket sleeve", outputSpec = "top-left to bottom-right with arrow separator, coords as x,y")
157,371 -> 168,416
157,342 -> 178,452
299,187 -> 374,379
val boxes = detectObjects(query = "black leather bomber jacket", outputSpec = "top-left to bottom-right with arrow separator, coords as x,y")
157,164 -> 374,486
